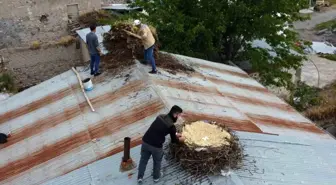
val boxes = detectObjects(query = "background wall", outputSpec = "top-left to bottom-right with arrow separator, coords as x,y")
0,0 -> 101,49
0,44 -> 84,89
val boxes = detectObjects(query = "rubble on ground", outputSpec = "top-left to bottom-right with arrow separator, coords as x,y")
168,120 -> 243,175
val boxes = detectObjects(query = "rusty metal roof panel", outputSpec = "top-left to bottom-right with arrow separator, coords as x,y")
150,54 -> 331,137
42,166 -> 92,185
0,67 -> 168,185
42,144 -> 213,185
42,131 -> 336,185
1,53 -> 336,185
234,132 -> 336,185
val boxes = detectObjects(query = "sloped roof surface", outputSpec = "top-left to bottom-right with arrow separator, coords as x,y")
42,132 -> 336,185
0,54 -> 335,185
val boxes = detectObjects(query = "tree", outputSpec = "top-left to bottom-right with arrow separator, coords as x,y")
132,0 -> 308,89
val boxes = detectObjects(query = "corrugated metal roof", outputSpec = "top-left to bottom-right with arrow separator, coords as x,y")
0,53 -> 335,185
41,132 -> 336,185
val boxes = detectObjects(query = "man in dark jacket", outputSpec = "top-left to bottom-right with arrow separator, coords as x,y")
137,105 -> 184,183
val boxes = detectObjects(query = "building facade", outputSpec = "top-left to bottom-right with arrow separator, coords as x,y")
0,0 -> 101,49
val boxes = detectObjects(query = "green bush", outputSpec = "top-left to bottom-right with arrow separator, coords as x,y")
289,81 -> 321,111
132,0 -> 308,90
314,19 -> 336,31
0,73 -> 17,93
319,53 -> 336,61
303,40 -> 312,46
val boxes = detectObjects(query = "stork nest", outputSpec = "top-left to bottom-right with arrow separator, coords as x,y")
101,23 -> 137,73
168,120 -> 243,175
102,22 -> 194,74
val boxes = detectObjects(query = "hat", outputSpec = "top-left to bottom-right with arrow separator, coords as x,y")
134,19 -> 141,26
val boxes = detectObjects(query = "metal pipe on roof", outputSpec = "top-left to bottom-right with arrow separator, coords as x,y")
308,57 -> 320,87
122,137 -> 131,162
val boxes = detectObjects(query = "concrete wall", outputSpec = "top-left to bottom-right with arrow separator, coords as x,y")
0,44 -> 83,89
80,39 -> 91,63
0,0 -> 101,49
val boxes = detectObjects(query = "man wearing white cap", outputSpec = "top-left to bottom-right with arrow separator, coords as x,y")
127,20 -> 157,74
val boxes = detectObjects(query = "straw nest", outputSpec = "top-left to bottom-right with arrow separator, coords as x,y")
168,120 -> 243,175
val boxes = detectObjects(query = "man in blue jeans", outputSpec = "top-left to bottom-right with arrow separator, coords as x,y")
137,105 -> 185,183
126,20 -> 157,74
86,24 -> 102,76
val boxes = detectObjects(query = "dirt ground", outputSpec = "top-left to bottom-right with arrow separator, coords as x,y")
0,43 -> 83,90
302,54 -> 336,88
293,9 -> 336,89
294,9 -> 336,30
304,81 -> 336,133
294,9 -> 336,44
292,8 -> 336,133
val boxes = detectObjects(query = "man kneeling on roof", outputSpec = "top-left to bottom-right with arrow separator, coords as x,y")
137,105 -> 185,184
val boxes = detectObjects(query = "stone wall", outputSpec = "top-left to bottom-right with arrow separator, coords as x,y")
0,0 -> 101,49
0,44 -> 84,89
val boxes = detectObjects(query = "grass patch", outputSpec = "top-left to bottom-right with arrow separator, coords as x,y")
287,80 -> 336,130
299,13 -> 311,20
57,36 -> 76,47
0,73 -> 17,93
319,53 -> 336,61
303,40 -> 312,46
304,82 -> 336,125
305,105 -> 336,121
314,19 -> 336,30
30,41 -> 41,50
288,81 -> 321,111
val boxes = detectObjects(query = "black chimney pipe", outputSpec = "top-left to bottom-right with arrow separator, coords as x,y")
123,137 -> 131,162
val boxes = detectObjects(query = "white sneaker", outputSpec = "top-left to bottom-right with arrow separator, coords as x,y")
137,178 -> 143,184
153,172 -> 163,182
